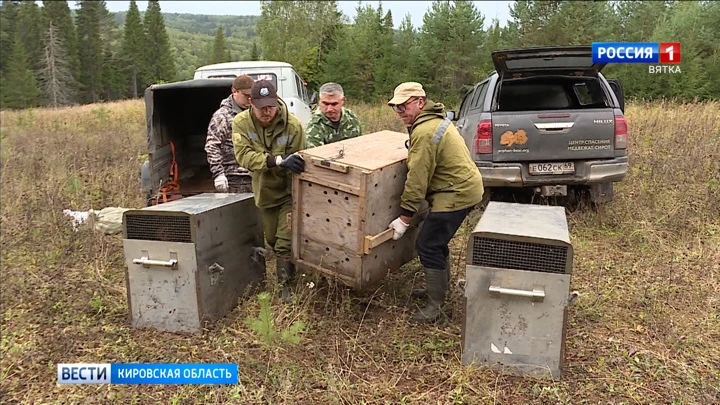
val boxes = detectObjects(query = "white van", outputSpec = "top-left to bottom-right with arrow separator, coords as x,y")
194,61 -> 315,126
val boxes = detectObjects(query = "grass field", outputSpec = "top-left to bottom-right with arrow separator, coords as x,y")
1,100 -> 719,404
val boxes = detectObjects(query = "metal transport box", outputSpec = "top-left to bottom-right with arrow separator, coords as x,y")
122,193 -> 265,334
462,201 -> 573,380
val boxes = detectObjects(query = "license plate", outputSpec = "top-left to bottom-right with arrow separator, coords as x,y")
529,162 -> 575,175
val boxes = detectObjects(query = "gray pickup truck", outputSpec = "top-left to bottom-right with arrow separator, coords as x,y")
449,46 -> 628,203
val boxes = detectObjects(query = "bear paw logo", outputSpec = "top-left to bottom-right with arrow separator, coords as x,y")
500,129 -> 528,147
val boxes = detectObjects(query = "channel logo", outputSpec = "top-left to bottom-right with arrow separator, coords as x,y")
592,42 -> 681,64
58,363 -> 238,384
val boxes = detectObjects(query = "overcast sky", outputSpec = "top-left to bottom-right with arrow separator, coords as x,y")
97,1 -> 513,29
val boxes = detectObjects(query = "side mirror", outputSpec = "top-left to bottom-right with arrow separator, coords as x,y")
606,79 -> 624,113
445,110 -> 457,121
309,91 -> 318,108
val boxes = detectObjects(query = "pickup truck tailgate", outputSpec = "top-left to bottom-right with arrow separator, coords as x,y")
491,110 -> 616,162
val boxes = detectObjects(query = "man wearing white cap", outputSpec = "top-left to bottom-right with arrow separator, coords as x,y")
387,82 -> 484,323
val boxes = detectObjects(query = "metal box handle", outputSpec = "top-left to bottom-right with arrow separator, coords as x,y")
132,250 -> 178,270
489,285 -> 545,302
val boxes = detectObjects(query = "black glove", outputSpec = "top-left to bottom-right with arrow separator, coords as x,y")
277,154 -> 305,173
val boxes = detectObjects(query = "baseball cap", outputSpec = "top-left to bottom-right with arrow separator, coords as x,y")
232,75 -> 254,96
250,80 -> 278,109
388,82 -> 426,106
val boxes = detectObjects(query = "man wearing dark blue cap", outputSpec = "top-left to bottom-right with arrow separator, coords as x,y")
232,80 -> 306,302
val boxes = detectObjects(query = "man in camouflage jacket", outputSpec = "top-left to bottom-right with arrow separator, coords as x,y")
305,82 -> 362,148
205,75 -> 254,193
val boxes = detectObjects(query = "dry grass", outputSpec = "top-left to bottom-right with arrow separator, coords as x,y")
1,99 -> 719,404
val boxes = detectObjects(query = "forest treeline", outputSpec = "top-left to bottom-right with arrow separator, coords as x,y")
1,0 -> 717,109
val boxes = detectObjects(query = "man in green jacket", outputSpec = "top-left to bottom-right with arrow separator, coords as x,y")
387,82 -> 484,323
305,82 -> 362,148
233,80 -> 306,302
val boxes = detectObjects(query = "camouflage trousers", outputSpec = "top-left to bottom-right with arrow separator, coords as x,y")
228,175 -> 253,194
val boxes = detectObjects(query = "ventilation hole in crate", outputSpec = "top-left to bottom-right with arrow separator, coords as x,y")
374,255 -> 377,259
308,183 -> 313,187
328,199 -> 332,203
391,245 -> 395,249
325,247 -> 330,252
344,196 -> 349,201
323,190 -> 327,195
345,258 -> 350,262
371,212 -> 375,216
388,205 -> 392,210
304,239 -> 308,243
306,213 -> 310,217
374,183 -> 378,187
393,174 -> 397,179
326,218 -> 330,222
334,191 -> 338,195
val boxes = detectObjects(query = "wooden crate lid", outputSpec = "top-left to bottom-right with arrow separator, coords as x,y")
300,130 -> 408,171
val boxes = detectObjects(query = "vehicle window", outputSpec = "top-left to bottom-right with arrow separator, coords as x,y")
497,82 -> 571,111
458,89 -> 475,117
295,73 -> 310,104
206,73 -> 278,90
573,80 -> 607,107
246,73 -> 278,91
573,83 -> 594,105
469,82 -> 488,111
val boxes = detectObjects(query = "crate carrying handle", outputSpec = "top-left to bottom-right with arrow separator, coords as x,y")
132,250 -> 178,270
362,205 -> 430,254
489,285 -> 545,302
363,229 -> 394,254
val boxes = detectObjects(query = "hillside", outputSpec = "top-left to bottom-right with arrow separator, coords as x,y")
112,12 -> 260,80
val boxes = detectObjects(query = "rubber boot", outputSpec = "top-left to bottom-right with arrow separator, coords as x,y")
411,255 -> 451,298
410,267 -> 449,323
276,258 -> 294,303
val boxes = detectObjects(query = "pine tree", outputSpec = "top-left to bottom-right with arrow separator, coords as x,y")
318,24 -> 355,94
419,1 -> 485,103
120,0 -> 146,98
144,0 -> 176,83
1,32 -> 40,109
250,40 -> 260,60
16,1 -> 44,74
373,9 -> 396,97
393,14 -> 420,83
347,4 -> 383,100
38,22 -> 75,108
0,1 -> 20,76
257,1 -> 343,87
212,25 -> 229,63
76,0 -> 104,103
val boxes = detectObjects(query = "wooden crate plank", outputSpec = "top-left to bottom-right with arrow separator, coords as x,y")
297,181 -> 361,252
300,130 -> 408,171
363,163 -> 409,237
297,238 -> 362,281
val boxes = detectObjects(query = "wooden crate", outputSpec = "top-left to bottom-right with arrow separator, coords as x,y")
292,130 -> 426,290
